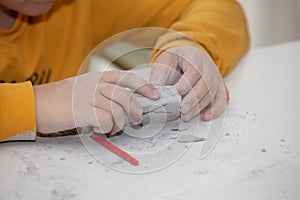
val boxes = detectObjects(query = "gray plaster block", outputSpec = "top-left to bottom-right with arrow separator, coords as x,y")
124,85 -> 181,131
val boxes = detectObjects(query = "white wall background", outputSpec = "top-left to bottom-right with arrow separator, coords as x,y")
238,0 -> 300,47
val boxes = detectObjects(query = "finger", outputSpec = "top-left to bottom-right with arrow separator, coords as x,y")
100,71 -> 160,100
202,82 -> 229,121
93,127 -> 103,134
181,92 -> 213,122
106,126 -> 123,137
98,82 -> 143,124
174,61 -> 201,96
150,63 -> 182,85
94,124 -> 122,137
150,51 -> 181,85
91,108 -> 114,133
181,78 -> 209,114
94,94 -> 125,132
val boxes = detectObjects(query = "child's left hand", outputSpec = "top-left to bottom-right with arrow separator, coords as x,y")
150,46 -> 229,121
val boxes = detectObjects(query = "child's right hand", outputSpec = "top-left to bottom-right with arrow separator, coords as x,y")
33,71 -> 160,136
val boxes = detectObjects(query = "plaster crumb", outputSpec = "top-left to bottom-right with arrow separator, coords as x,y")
177,135 -> 206,143
283,190 -> 287,194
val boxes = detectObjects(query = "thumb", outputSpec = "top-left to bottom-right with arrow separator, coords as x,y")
150,51 -> 180,85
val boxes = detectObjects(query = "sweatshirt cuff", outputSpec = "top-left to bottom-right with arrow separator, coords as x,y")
0,82 -> 36,142
151,35 -> 209,63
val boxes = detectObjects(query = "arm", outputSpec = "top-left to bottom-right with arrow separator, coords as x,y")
0,71 -> 160,141
150,0 -> 250,121
151,0 -> 250,76
91,0 -> 249,75
89,0 -> 249,121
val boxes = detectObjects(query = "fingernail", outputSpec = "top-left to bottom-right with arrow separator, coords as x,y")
181,114 -> 190,122
133,109 -> 143,124
181,103 -> 190,114
152,88 -> 160,99
133,117 -> 143,125
203,112 -> 212,121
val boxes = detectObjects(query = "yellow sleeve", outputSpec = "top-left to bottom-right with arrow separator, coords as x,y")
91,0 -> 249,76
0,82 -> 36,142
151,0 -> 250,76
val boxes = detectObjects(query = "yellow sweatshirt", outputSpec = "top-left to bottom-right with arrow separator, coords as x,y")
0,0 -> 249,142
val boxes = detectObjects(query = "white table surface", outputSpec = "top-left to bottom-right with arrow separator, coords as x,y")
1,40 -> 300,200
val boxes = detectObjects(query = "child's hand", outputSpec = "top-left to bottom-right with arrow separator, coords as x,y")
150,46 -> 229,121
34,71 -> 160,136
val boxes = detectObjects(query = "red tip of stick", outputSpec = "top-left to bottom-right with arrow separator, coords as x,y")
90,134 -> 139,166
